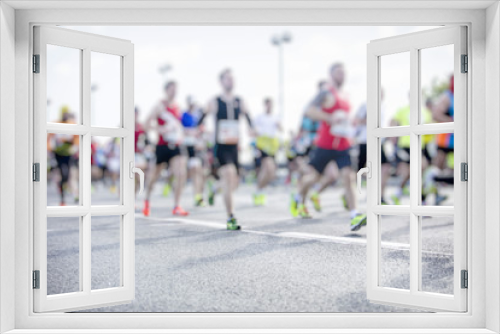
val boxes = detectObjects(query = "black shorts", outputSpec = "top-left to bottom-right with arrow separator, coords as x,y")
438,146 -> 454,154
255,149 -> 274,168
397,146 -> 431,164
155,145 -> 181,165
186,146 -> 197,159
214,144 -> 239,169
309,147 -> 352,174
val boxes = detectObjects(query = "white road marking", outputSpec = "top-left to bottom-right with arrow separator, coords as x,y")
138,214 -> 453,256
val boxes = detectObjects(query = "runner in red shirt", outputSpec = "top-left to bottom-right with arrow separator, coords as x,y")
291,63 -> 367,231
142,81 -> 189,217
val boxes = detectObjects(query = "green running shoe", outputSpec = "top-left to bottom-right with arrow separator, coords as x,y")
341,194 -> 348,210
403,185 -> 410,196
163,184 -> 171,197
253,193 -> 266,206
290,195 -> 299,217
297,204 -> 312,219
227,217 -> 241,231
310,192 -> 322,212
350,214 -> 367,231
208,189 -> 215,206
391,194 -> 401,205
194,194 -> 206,207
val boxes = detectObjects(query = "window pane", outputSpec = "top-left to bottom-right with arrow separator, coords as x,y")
420,44 -> 454,125
47,44 -> 81,124
47,133 -> 80,207
380,52 -> 410,128
421,134 -> 454,206
91,52 -> 121,127
91,137 -> 121,206
380,215 -> 410,290
92,215 -> 121,290
380,136 -> 410,205
420,215 -> 454,294
47,217 -> 80,295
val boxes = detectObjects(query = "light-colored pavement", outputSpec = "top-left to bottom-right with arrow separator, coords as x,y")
46,180 -> 454,313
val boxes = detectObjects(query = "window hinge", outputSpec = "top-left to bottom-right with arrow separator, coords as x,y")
33,54 -> 40,73
33,163 -> 40,182
33,270 -> 40,289
461,54 -> 468,73
461,270 -> 468,289
461,162 -> 468,181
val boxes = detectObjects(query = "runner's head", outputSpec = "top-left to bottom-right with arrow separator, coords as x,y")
164,81 -> 177,100
186,96 -> 196,112
329,62 -> 345,89
318,80 -> 328,91
219,68 -> 234,93
264,98 -> 273,114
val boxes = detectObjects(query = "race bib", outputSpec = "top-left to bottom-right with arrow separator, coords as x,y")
217,120 -> 239,145
184,128 -> 198,146
329,110 -> 354,138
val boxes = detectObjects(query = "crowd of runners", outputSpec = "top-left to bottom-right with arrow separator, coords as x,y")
47,62 -> 455,232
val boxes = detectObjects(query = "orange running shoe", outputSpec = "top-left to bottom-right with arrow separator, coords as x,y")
142,200 -> 150,217
173,206 -> 189,216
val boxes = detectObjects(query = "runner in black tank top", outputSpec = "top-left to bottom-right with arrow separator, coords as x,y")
198,69 -> 254,230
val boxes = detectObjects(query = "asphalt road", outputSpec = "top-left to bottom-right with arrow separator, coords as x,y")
46,178 -> 454,313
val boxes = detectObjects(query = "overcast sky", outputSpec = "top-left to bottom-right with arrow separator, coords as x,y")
48,25 -> 453,151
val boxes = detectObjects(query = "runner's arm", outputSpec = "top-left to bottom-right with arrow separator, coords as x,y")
198,98 -> 217,126
144,103 -> 160,132
240,99 -> 254,128
304,90 -> 335,123
432,93 -> 453,123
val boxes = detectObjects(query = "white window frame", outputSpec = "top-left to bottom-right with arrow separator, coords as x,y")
33,25 -> 136,313
365,26 -> 467,312
1,2 -> 498,333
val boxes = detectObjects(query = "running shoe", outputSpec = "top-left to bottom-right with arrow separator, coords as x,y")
403,185 -> 410,196
435,193 -> 448,206
227,217 -> 241,231
208,189 -> 215,206
341,194 -> 348,210
194,194 -> 206,207
350,214 -> 367,231
297,204 -> 312,219
163,184 -> 171,197
173,206 -> 189,216
290,194 -> 299,217
391,194 -> 401,205
253,193 -> 266,206
142,200 -> 150,217
310,192 -> 322,212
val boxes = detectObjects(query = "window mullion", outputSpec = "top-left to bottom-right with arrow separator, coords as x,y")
81,48 -> 92,294
409,47 -> 420,294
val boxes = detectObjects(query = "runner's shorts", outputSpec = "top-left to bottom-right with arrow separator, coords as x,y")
155,144 -> 181,165
214,144 -> 239,169
309,147 -> 352,174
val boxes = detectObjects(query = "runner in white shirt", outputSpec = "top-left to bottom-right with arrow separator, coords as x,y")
253,98 -> 281,206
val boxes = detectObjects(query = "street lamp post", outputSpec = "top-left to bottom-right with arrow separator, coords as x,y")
271,32 -> 292,130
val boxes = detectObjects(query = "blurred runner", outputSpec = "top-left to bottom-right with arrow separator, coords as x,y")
106,138 -> 121,194
134,106 -> 149,199
181,96 -> 206,207
198,69 -> 254,230
427,74 -> 455,204
142,81 -> 189,217
253,98 -> 281,206
291,63 -> 367,231
390,102 -> 434,205
47,106 -> 79,206
353,90 -> 391,204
